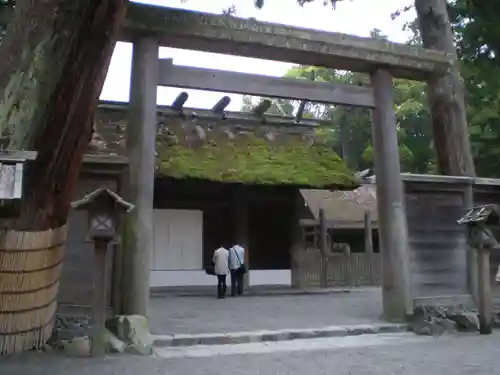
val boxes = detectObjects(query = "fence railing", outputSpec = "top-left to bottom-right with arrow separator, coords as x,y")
297,250 -> 381,288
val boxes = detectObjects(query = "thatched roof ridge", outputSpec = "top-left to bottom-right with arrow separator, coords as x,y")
89,102 -> 359,189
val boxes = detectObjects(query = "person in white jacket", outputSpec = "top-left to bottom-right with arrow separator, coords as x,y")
213,246 -> 229,299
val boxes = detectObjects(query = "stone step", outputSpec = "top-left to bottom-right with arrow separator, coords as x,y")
153,323 -> 408,348
150,286 -> 358,298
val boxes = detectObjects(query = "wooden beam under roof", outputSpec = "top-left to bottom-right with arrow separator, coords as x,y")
98,100 -> 322,128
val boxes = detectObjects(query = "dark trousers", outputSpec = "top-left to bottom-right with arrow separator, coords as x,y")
217,275 -> 227,298
230,268 -> 244,296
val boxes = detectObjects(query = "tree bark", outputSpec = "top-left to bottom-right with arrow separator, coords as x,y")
414,0 -> 475,176
0,0 -> 128,231
0,0 -> 127,354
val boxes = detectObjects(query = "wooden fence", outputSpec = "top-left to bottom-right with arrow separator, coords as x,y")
297,249 -> 381,288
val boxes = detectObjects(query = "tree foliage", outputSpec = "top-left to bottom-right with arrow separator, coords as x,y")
448,0 -> 500,177
251,0 -> 500,177
389,0 -> 500,176
247,67 -> 434,174
243,29 -> 435,174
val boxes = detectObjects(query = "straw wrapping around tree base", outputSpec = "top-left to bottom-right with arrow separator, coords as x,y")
0,225 -> 67,355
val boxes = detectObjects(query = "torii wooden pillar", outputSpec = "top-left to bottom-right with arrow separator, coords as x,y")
371,69 -> 412,322
121,37 -> 159,317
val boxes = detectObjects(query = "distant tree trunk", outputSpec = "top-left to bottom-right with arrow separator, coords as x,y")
339,121 -> 350,167
414,0 -> 475,176
0,0 -> 127,354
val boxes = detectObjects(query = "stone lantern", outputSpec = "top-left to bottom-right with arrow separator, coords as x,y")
71,187 -> 134,356
71,187 -> 134,243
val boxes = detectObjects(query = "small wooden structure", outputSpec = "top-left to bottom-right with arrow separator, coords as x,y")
471,178 -> 500,299
457,204 -> 499,335
71,188 -> 134,356
57,155 -> 128,316
298,185 -> 379,288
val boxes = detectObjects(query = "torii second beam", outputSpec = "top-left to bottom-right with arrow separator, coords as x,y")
158,59 -> 375,108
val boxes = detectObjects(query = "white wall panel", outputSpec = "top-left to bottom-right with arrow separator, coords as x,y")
152,209 -> 203,270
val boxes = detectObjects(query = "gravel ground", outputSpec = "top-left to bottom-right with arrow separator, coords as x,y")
149,288 -> 384,334
1,332 -> 500,375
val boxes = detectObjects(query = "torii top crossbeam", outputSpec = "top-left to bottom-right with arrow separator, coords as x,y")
122,3 -> 450,81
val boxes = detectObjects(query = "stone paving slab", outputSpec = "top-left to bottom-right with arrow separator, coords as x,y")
153,323 -> 408,347
149,288 -> 384,335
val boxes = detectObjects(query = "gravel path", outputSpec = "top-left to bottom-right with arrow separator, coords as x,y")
2,332 -> 500,375
149,288 -> 384,334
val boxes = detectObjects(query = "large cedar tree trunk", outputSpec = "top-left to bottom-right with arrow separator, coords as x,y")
414,0 -> 475,176
0,0 -> 127,353
0,0 -> 127,229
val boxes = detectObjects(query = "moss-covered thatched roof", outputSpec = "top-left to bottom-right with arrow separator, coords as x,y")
90,103 -> 358,189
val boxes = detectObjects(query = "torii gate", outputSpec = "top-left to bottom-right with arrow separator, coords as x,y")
119,3 -> 450,322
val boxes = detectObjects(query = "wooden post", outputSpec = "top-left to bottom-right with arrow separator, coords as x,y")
122,37 -> 159,317
476,230 -> 492,334
111,176 -> 126,314
290,189 -> 303,288
319,208 -> 328,288
464,181 -> 478,304
364,210 -> 373,254
371,69 -> 412,322
111,242 -> 122,314
233,186 -> 249,288
364,210 -> 374,285
91,241 -> 109,356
